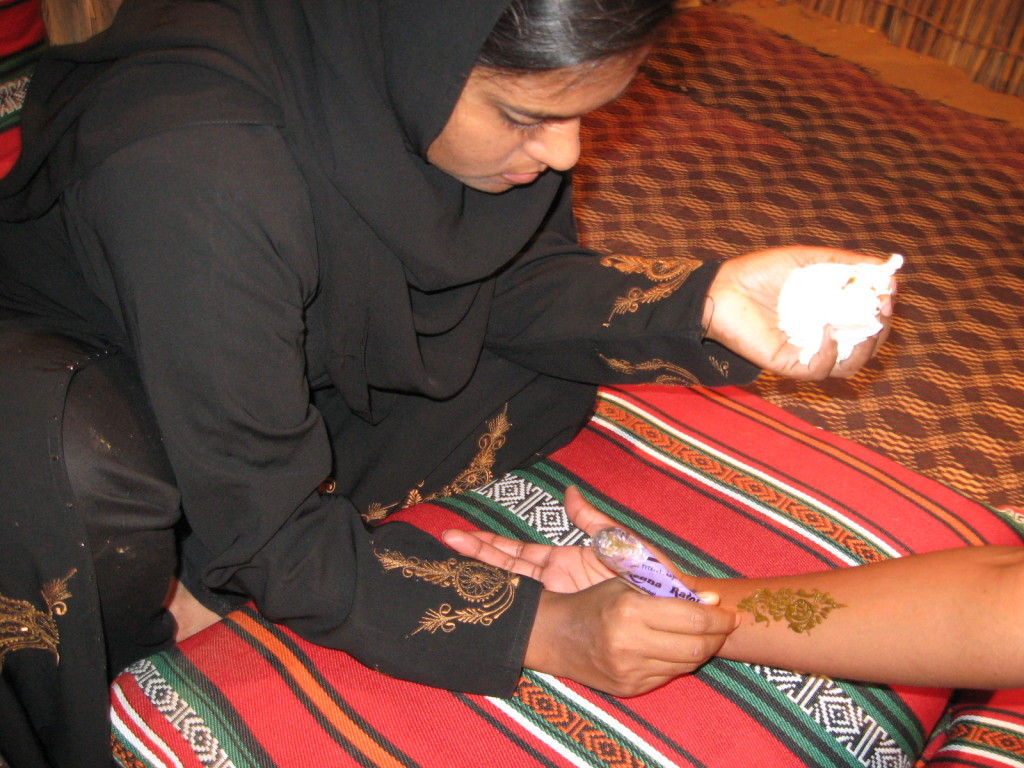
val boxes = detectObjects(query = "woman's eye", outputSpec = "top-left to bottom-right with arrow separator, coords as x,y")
503,113 -> 543,131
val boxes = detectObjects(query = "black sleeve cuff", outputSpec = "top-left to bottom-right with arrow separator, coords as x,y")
279,518 -> 541,697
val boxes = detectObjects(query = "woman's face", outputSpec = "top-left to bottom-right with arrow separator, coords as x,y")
427,51 -> 646,194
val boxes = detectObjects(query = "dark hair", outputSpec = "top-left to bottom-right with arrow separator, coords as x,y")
477,0 -> 674,71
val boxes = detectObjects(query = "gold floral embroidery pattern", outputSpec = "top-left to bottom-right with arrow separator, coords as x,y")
399,404 -> 511,511
0,568 -> 77,670
600,354 -> 700,386
375,550 -> 519,635
709,355 -> 730,379
363,405 -> 511,522
362,501 -> 398,524
601,254 -> 701,322
737,588 -> 845,633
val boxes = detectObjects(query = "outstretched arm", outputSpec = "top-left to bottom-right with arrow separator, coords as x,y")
700,546 -> 1024,689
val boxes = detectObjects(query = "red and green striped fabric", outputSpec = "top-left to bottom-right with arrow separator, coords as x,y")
111,385 -> 1024,768
0,0 -> 46,177
918,689 -> 1024,767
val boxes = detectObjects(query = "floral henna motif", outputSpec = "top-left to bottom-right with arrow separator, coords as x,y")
737,587 -> 845,633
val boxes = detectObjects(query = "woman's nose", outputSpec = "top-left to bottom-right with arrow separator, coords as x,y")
525,118 -> 582,172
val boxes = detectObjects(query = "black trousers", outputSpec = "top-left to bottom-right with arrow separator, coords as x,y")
1,319 -> 179,768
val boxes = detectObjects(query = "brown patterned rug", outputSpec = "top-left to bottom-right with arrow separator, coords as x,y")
574,7 -> 1024,509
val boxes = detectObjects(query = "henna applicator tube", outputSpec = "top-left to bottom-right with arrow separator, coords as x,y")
591,527 -> 705,603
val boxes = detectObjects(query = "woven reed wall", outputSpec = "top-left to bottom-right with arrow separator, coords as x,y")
787,0 -> 1024,97
36,0 -> 1024,97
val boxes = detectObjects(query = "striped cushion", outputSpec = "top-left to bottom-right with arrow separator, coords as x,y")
0,0 -> 46,177
111,385 -> 1024,768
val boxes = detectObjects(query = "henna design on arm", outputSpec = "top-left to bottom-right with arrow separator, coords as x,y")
737,588 -> 845,633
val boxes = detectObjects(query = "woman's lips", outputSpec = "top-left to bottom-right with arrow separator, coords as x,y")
501,171 -> 542,185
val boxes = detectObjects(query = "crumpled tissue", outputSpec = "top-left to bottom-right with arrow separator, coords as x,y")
777,253 -> 903,365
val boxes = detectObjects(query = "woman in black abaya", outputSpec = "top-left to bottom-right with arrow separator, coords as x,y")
0,1 -> 890,765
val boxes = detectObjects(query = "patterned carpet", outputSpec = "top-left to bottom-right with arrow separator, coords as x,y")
574,7 -> 1024,509
112,385 -> 1024,768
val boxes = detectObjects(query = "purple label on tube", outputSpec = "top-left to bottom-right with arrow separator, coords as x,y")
591,527 -> 704,603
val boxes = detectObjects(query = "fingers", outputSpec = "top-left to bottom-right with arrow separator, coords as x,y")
785,326 -> 840,380
799,303 -> 895,379
566,584 -> 738,696
440,528 -> 486,558
597,583 -> 736,648
645,597 -> 739,638
881,276 -> 897,318
828,305 -> 895,377
564,485 -> 619,534
441,529 -> 543,579
829,328 -> 873,379
786,246 -> 886,268
565,486 -> 697,588
821,262 -> 898,378
528,566 -> 744,697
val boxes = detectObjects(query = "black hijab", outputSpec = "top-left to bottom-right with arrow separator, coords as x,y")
1,0 -> 567,417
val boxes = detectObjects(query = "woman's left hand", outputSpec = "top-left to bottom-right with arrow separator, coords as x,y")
704,246 -> 896,380
441,486 -> 619,593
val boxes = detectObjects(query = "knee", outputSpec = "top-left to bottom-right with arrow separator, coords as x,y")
62,353 -> 181,532
62,352 -> 183,672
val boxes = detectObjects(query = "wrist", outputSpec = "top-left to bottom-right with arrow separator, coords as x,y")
701,294 -> 715,341
701,258 -> 733,344
523,591 -> 567,676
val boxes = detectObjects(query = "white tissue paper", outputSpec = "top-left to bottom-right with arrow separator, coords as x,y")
777,253 -> 903,365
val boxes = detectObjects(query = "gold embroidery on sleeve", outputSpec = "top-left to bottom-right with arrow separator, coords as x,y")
375,550 -> 519,634
364,404 -> 512,521
600,254 -> 701,323
402,404 -> 511,510
709,355 -> 730,379
0,568 -> 77,670
737,588 -> 845,633
600,354 -> 701,386
362,501 -> 398,524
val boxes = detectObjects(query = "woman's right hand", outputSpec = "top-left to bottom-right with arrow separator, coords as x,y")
524,577 -> 739,697
444,485 -> 739,696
